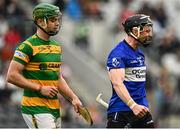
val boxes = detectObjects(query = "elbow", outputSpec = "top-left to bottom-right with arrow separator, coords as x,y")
6,72 -> 15,84
111,80 -> 120,87
112,82 -> 119,91
113,83 -> 119,90
112,81 -> 123,90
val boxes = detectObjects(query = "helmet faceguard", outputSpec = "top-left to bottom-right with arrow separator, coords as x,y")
122,14 -> 153,47
33,3 -> 62,36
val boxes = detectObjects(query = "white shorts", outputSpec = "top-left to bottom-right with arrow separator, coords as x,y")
22,113 -> 61,129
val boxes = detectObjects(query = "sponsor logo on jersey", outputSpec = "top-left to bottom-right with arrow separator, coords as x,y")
14,51 -> 26,59
125,66 -> 146,82
39,63 -> 61,70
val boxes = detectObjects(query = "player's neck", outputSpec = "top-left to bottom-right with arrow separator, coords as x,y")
36,29 -> 50,41
125,36 -> 138,50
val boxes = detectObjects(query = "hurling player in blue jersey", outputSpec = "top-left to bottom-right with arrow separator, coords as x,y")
106,14 -> 154,128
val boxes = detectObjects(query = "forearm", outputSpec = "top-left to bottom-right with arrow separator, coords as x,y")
58,76 -> 78,100
113,83 -> 137,108
7,72 -> 41,91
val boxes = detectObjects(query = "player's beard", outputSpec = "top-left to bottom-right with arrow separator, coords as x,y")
139,36 -> 153,47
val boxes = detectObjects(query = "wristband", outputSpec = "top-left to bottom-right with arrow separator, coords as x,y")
127,99 -> 134,106
127,98 -> 137,109
130,103 -> 137,109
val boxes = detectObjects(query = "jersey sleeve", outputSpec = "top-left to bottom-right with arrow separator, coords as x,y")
106,51 -> 125,71
13,42 -> 33,65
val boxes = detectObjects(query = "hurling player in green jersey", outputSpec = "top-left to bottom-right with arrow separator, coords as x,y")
6,3 -> 82,129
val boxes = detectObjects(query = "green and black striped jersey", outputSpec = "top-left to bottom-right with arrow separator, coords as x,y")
13,34 -> 62,118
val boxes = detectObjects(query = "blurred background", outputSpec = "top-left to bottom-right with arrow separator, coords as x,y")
0,0 -> 180,128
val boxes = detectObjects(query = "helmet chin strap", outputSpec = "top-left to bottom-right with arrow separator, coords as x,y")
34,18 -> 58,36
129,27 -> 140,40
129,27 -> 150,47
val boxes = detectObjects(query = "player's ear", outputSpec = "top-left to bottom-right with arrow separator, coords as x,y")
37,19 -> 45,27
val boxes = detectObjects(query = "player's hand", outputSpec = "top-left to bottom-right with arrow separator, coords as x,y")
40,86 -> 59,98
131,104 -> 149,118
71,97 -> 83,114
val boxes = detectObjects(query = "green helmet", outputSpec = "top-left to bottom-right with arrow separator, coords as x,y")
33,3 -> 62,21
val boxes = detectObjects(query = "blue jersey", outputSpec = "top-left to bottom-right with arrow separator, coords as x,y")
106,40 -> 148,114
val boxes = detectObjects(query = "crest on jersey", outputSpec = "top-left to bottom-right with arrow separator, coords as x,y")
112,58 -> 120,67
19,44 -> 25,50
